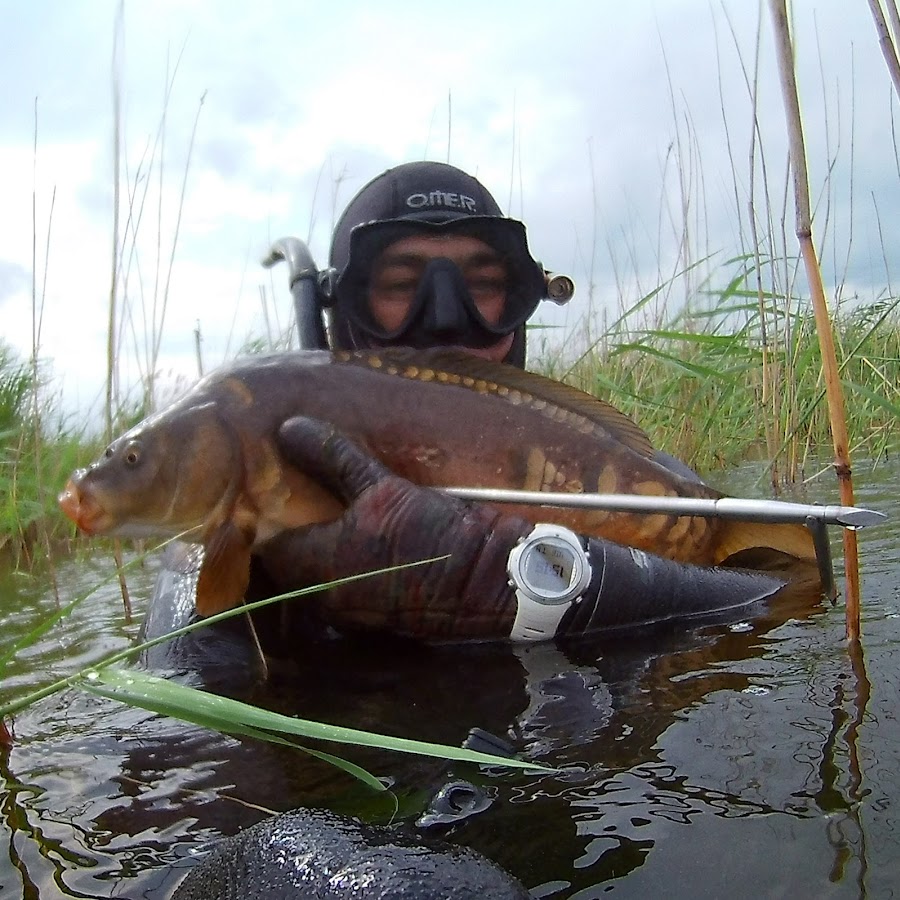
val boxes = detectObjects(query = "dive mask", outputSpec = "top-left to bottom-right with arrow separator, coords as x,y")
331,218 -> 547,348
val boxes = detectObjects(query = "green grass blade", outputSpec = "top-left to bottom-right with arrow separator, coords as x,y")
81,673 -> 386,791
292,746 -> 390,792
83,667 -> 551,773
845,380 -> 900,418
146,702 -> 387,792
0,595 -> 83,675
609,343 -> 730,379
634,329 -> 754,351
0,540 -> 174,679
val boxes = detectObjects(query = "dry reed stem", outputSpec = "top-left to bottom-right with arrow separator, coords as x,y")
868,0 -> 900,96
846,637 -> 872,801
112,538 -> 133,623
106,1 -> 123,440
887,0 -> 900,48
30,101 -> 60,604
107,4 -> 132,618
768,0 -> 861,639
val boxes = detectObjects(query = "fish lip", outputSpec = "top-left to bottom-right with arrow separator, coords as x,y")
58,481 -> 114,535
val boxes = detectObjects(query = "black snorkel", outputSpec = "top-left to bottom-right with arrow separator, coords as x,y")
262,237 -> 329,350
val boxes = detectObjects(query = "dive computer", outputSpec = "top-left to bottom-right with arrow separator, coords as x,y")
507,524 -> 592,642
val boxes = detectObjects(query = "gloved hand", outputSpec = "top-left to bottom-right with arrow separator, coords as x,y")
256,417 -> 532,641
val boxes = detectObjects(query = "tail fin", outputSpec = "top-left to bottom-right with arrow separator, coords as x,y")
712,519 -> 817,567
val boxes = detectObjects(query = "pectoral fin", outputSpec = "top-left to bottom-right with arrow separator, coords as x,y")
196,521 -> 255,616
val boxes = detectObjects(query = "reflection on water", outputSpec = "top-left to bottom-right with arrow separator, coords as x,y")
0,461 -> 897,898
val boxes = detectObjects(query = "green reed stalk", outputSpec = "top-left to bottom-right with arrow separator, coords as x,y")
104,7 -> 133,616
149,87 -> 204,407
100,9 -> 202,614
719,8 -> 785,484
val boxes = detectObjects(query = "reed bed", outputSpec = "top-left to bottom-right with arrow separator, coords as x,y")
538,263 -> 900,481
0,342 -> 102,566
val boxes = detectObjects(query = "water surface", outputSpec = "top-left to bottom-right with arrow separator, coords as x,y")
1,460 -> 897,898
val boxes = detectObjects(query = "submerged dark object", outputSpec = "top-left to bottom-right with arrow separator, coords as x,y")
171,807 -> 529,900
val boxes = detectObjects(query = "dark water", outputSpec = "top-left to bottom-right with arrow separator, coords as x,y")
1,461 -> 897,899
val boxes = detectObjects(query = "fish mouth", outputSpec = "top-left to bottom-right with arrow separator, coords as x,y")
58,480 -> 115,535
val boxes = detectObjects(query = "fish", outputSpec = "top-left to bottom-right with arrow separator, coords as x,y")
59,347 -> 817,616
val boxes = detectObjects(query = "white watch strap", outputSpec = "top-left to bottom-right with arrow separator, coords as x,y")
509,591 -> 571,642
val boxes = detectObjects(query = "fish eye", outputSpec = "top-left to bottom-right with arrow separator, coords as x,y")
123,441 -> 142,467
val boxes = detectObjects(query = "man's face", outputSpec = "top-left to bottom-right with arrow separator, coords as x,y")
367,233 -> 515,361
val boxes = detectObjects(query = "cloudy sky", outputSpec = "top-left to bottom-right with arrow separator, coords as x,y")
2,1 -> 897,420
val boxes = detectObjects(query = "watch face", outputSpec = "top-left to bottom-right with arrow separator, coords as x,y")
523,541 -> 577,596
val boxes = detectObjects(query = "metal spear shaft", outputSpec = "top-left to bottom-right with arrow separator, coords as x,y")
441,487 -> 886,528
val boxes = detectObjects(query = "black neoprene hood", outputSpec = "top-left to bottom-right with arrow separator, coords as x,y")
329,161 -> 506,273
326,161 -> 545,367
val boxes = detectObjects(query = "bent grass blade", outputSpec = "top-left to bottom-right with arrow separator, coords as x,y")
82,667 -> 552,785
83,668 -> 386,792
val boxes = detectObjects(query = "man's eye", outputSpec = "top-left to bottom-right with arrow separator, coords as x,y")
378,280 -> 417,298
468,277 -> 506,295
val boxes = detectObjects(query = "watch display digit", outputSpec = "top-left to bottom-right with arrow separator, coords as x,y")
519,539 -> 579,601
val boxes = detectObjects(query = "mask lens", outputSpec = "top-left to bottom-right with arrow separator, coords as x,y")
463,266 -> 509,328
366,260 -> 424,337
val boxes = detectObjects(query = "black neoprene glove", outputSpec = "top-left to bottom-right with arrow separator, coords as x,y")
257,417 -> 532,641
258,418 -> 791,644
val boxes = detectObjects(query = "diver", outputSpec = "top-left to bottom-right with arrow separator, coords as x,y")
247,161 -> 817,645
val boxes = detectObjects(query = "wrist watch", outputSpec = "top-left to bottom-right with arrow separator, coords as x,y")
507,524 -> 592,642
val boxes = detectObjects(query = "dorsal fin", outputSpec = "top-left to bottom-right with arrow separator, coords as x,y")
335,347 -> 655,459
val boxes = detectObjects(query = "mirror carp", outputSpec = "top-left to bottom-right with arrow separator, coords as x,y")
59,348 -> 816,615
